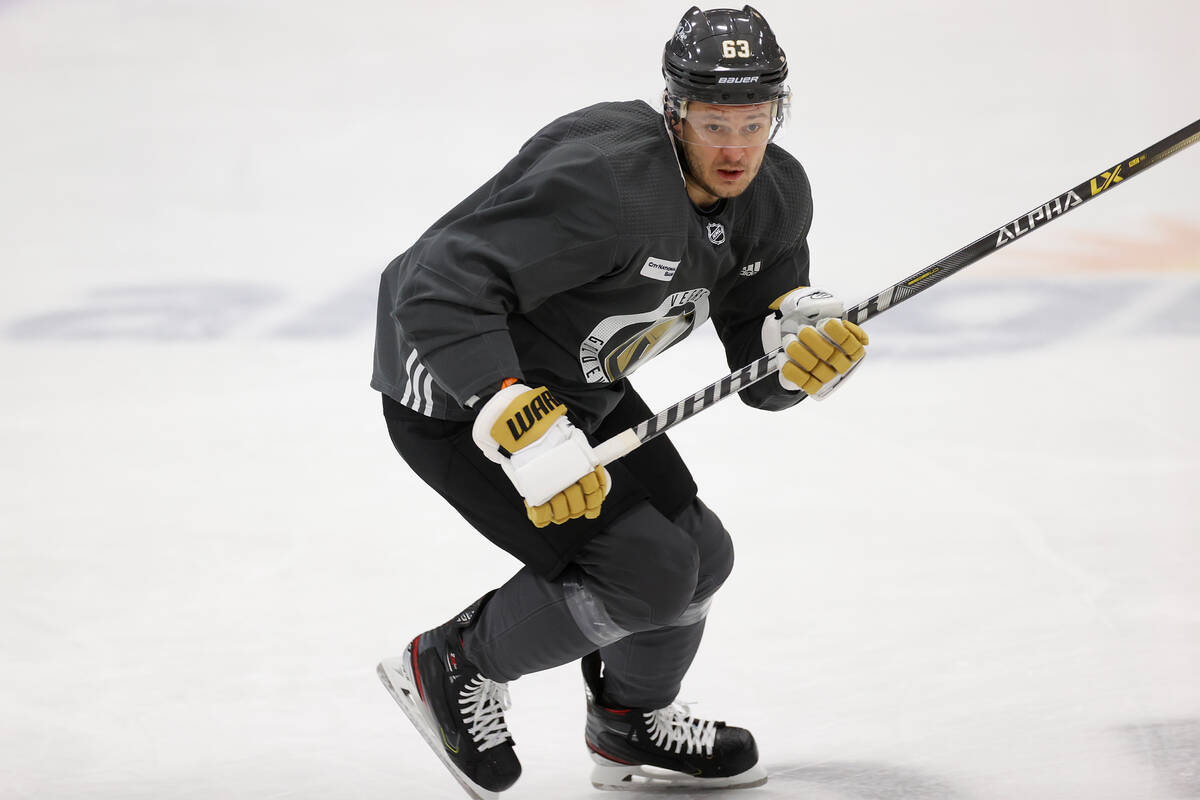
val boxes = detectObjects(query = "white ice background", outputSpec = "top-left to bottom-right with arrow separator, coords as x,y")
2,1 -> 1199,799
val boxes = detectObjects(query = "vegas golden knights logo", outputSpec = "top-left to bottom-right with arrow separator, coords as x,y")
579,289 -> 711,383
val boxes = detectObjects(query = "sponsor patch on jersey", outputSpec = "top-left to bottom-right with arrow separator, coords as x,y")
640,256 -> 681,282
706,222 -> 726,246
739,260 -> 761,277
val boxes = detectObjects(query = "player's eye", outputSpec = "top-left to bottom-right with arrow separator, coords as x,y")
744,123 -> 762,134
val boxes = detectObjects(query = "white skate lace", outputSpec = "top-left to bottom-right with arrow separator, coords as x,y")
458,676 -> 512,752
644,702 -> 718,756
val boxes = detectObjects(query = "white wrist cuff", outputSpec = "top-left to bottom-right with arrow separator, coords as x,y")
471,383 -> 533,464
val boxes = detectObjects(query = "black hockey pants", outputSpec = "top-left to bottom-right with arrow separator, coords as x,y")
383,386 -> 735,707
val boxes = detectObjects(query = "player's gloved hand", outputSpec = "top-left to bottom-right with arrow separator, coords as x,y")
761,287 -> 870,399
472,382 -> 610,528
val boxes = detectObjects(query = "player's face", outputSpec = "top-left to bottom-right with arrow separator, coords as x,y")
674,102 -> 771,205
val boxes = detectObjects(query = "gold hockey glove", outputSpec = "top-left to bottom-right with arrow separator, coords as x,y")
781,318 -> 869,397
762,287 -> 870,399
472,383 -> 611,527
525,466 -> 608,528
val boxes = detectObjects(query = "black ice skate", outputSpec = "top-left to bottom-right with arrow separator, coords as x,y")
581,651 -> 767,791
377,596 -> 520,800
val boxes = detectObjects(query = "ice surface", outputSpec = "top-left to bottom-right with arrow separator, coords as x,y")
2,2 -> 1198,799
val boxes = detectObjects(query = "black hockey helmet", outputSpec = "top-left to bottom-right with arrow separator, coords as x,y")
663,5 -> 789,105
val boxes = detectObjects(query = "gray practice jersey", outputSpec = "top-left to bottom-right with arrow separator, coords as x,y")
372,100 -> 814,431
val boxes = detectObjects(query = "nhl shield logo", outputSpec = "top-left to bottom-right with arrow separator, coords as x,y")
706,222 -> 726,245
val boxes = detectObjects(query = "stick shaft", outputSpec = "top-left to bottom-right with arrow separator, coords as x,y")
845,117 -> 1200,325
594,117 -> 1200,465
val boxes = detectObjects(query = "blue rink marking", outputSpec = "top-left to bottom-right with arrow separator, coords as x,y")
4,276 -> 1199,353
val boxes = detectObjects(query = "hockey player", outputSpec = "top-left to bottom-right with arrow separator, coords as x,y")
372,6 -> 869,798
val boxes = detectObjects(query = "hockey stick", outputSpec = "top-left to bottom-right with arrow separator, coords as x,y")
593,116 -> 1200,466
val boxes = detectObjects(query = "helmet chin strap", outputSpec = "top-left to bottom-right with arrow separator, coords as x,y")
662,115 -> 706,203
665,131 -> 723,212
662,103 -> 691,185
662,93 -> 703,192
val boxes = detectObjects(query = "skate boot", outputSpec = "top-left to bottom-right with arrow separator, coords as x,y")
581,651 -> 767,791
378,595 -> 520,800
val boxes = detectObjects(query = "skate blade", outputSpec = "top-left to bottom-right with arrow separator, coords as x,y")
377,654 -> 500,800
589,752 -> 768,792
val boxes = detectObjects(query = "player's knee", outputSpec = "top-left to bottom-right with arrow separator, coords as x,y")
584,518 -> 700,630
675,498 -> 735,600
637,527 -> 702,624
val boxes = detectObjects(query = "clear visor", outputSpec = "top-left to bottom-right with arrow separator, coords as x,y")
666,93 -> 790,148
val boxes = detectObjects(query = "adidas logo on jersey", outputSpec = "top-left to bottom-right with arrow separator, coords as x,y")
739,261 -> 761,277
